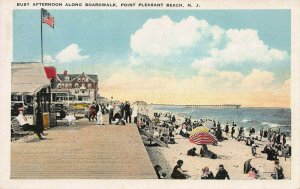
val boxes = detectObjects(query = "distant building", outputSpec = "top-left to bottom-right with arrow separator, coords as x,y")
52,70 -> 99,104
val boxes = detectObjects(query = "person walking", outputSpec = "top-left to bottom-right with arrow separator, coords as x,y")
96,102 -> 103,125
124,102 -> 131,123
107,104 -> 114,124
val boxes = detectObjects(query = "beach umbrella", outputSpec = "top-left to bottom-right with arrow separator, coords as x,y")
189,127 -> 217,145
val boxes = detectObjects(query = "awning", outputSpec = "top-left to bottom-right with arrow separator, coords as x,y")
11,62 -> 51,95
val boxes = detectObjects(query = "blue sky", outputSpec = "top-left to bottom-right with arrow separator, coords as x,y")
13,9 -> 291,106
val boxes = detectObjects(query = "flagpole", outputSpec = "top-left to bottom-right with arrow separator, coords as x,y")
40,8 -> 44,64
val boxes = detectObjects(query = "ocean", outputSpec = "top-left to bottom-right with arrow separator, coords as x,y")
153,106 -> 291,134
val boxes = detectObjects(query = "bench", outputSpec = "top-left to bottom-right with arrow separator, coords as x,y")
11,118 -> 34,142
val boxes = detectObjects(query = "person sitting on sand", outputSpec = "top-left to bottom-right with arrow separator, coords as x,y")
244,159 -> 253,174
180,127 -> 189,138
215,164 -> 230,179
200,144 -> 217,159
187,147 -> 198,156
248,167 -> 258,179
201,167 -> 214,179
263,145 -> 278,161
271,160 -> 284,179
168,131 -> 175,144
154,165 -> 167,179
171,160 -> 188,179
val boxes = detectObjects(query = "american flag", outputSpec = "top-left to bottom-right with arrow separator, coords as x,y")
41,8 -> 54,28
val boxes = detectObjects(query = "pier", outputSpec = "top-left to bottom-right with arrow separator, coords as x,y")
150,104 -> 241,109
11,117 -> 157,179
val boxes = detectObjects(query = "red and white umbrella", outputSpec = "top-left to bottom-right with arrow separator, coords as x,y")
189,127 -> 217,145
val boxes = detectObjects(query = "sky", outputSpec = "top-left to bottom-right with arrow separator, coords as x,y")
13,10 -> 291,107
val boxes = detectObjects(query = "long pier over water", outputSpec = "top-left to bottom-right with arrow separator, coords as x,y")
150,104 -> 241,109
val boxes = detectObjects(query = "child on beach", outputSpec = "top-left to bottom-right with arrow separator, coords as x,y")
187,147 -> 198,156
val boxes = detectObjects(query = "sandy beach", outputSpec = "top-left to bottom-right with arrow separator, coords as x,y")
143,131 -> 291,180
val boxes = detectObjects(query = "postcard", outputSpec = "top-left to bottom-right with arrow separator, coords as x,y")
0,0 -> 300,188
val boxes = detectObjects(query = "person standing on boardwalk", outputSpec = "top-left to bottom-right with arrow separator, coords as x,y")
120,102 -> 125,118
95,102 -> 103,125
124,102 -> 131,123
107,104 -> 114,124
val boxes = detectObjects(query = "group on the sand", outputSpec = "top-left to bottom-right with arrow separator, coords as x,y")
169,160 -> 230,180
146,112 -> 290,180
86,101 -> 133,125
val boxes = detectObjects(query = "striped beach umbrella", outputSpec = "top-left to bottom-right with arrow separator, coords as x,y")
189,127 -> 217,145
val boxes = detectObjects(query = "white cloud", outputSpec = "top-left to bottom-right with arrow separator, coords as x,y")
216,29 -> 288,64
129,15 -> 288,70
129,16 -> 225,65
55,44 -> 89,63
241,69 -> 274,90
44,54 -> 55,64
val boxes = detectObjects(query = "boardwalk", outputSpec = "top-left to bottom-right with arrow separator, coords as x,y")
11,119 -> 157,179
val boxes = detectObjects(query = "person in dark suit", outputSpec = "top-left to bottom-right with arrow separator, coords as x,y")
215,165 -> 230,179
124,102 -> 131,123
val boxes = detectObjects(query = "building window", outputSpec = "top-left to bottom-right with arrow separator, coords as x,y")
69,83 -> 72,88
75,89 -> 79,93
82,78 -> 85,82
57,84 -> 61,89
88,84 -> 91,88
65,77 -> 70,81
75,83 -> 79,88
82,91 -> 85,94
77,78 -> 81,82
65,83 -> 69,88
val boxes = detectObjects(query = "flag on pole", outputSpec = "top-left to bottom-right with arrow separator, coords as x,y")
41,8 -> 54,28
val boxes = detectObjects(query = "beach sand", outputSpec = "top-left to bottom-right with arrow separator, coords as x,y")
143,132 -> 291,180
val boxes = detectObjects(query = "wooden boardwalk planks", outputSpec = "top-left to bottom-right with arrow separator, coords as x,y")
11,120 -> 157,179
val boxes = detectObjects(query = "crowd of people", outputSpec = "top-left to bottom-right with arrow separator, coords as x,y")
142,112 -> 290,180
166,160 -> 230,180
85,101 -> 133,125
